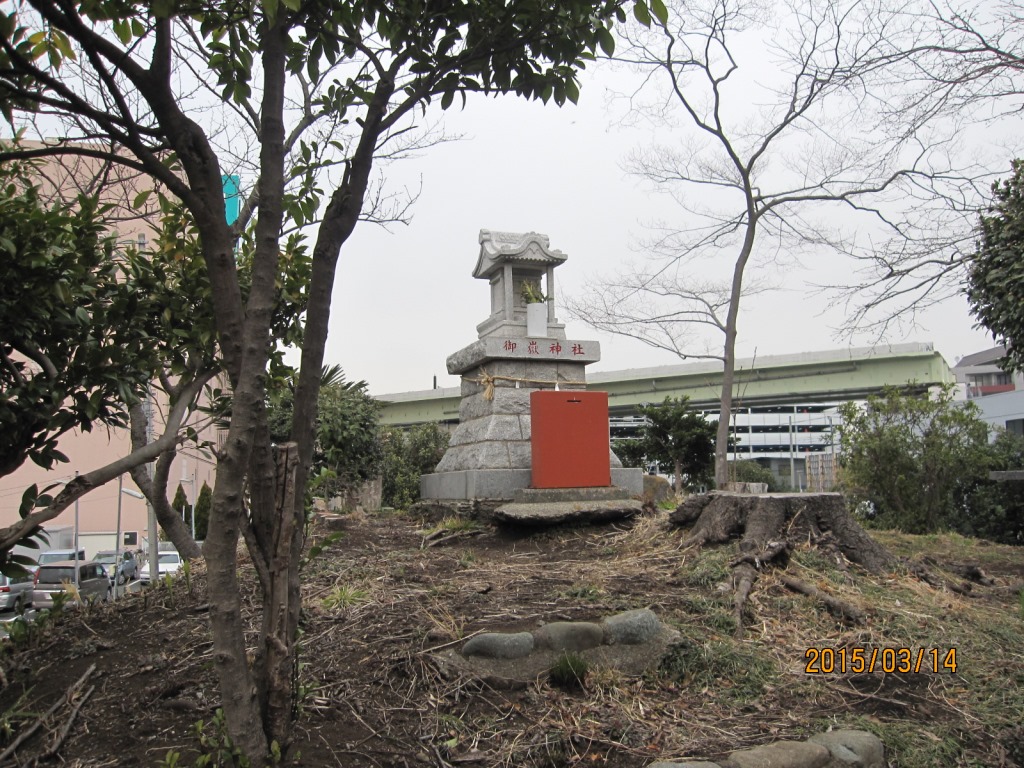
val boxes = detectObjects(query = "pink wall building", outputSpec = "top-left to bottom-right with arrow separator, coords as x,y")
2,143 -> 220,557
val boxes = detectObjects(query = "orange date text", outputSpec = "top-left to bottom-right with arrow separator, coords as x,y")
803,647 -> 957,674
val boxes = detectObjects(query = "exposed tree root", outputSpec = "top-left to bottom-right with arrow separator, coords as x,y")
780,575 -> 864,624
672,492 -> 895,571
672,492 -> 1009,637
731,563 -> 758,639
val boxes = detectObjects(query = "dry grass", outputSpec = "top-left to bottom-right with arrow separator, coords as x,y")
3,510 -> 1020,767
290,512 -> 1024,767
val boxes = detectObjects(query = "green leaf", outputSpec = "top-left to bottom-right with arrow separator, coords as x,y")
440,89 -> 454,110
596,27 -> 615,57
113,19 -> 132,45
564,78 -> 580,105
18,485 -> 39,519
634,1 -> 652,27
650,0 -> 669,25
132,190 -> 152,209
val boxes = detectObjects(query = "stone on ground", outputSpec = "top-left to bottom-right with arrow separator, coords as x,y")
461,632 -> 534,659
728,740 -> 830,768
533,621 -> 604,651
602,608 -> 662,645
808,730 -> 885,767
491,498 -> 642,525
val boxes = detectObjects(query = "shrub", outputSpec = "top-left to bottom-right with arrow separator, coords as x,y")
727,459 -> 780,491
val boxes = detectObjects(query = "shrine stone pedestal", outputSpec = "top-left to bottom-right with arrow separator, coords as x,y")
420,230 -> 642,504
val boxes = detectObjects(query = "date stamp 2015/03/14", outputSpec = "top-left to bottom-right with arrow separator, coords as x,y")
804,647 -> 958,674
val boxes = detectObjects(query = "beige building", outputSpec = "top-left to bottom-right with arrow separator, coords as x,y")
1,143 -> 219,557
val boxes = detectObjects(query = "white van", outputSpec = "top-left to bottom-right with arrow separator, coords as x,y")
36,549 -> 87,567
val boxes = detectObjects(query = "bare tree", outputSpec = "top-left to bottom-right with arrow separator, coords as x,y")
579,0 -> 982,486
567,270 -> 758,364
830,0 -> 1024,331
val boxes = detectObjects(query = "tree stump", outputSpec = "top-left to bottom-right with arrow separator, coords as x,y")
669,492 -> 894,636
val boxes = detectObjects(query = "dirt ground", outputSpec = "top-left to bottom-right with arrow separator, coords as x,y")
1,509 -> 1023,768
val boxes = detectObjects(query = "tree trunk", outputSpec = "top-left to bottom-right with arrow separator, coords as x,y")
204,436 -> 267,760
714,193 -> 756,489
262,443 -> 300,746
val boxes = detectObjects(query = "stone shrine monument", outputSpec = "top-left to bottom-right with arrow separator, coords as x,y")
420,230 -> 643,512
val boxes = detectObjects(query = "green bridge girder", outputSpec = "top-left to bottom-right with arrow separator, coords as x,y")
375,343 -> 953,426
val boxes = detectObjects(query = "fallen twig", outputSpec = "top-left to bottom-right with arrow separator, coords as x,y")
0,662 -> 96,764
423,530 -> 485,549
40,684 -> 95,760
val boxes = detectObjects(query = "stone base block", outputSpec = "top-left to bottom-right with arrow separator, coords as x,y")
611,468 -> 644,496
421,467 -> 643,501
420,469 -> 531,500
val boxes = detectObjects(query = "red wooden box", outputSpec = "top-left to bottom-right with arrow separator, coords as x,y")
530,390 -> 611,488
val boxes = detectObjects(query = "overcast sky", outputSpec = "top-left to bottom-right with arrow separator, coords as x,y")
325,58 -> 1015,397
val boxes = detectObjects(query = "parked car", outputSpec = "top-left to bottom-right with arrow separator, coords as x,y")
94,550 -> 139,584
31,549 -> 86,574
0,573 -> 34,612
139,551 -> 183,583
31,560 -> 111,609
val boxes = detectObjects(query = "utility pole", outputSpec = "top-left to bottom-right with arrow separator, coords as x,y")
73,471 -> 80,588
145,390 -> 158,583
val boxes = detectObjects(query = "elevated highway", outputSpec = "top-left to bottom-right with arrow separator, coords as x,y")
376,343 -> 953,427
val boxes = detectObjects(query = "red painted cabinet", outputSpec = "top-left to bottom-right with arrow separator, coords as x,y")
530,391 -> 611,488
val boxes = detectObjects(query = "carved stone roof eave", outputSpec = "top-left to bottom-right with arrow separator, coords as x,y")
473,229 -> 568,279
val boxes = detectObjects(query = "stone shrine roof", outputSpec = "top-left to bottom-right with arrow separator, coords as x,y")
473,229 -> 567,279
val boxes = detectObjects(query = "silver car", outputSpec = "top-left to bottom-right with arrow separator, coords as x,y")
31,561 -> 111,609
94,550 -> 139,584
0,573 -> 34,612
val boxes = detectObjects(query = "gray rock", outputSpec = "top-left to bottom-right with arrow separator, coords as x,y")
602,609 -> 662,645
484,414 -> 526,442
809,730 -> 885,767
533,622 -> 604,651
728,741 -> 830,768
479,442 -> 512,469
459,389 -> 532,420
612,468 -> 645,495
643,474 -> 673,502
507,441 -> 533,469
461,632 -> 534,659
